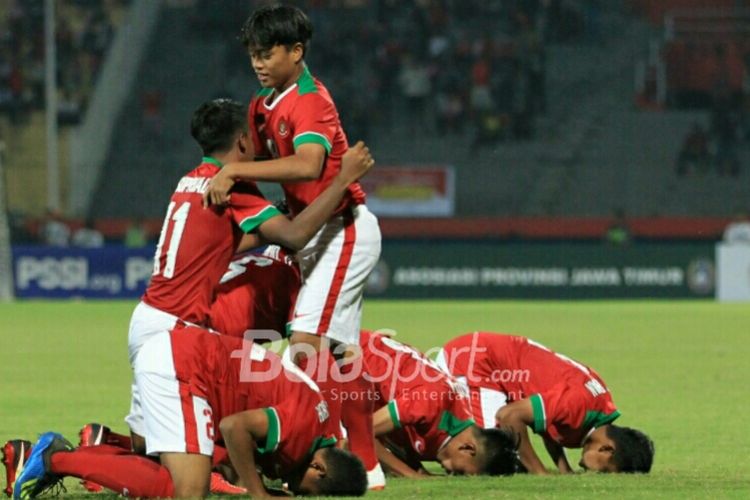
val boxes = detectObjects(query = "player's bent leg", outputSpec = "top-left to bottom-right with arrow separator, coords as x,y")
160,453 -> 212,498
47,444 -> 176,497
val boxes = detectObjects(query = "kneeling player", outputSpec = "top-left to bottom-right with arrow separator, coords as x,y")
13,326 -> 366,498
360,330 -> 519,477
437,332 -> 654,474
209,250 -> 385,490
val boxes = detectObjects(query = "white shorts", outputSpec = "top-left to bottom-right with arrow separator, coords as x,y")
434,348 -> 508,429
133,331 -> 214,456
290,204 -> 381,345
126,301 -> 180,436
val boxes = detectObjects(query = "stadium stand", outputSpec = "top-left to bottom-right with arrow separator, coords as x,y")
0,0 -> 130,220
3,0 -> 749,242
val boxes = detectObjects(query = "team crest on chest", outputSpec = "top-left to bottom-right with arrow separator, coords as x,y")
278,119 -> 289,137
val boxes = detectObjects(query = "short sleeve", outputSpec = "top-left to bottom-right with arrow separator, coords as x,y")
529,383 -> 588,440
229,182 -> 281,233
291,93 -> 337,154
258,383 -> 334,460
388,391 -> 440,429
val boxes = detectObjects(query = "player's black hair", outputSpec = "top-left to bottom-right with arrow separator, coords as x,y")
474,426 -> 520,476
607,425 -> 654,473
240,4 -> 313,56
190,98 -> 247,156
317,447 -> 367,496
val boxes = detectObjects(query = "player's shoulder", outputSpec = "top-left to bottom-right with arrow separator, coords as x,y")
293,72 -> 335,107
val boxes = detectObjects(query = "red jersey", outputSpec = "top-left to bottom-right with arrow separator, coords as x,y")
169,324 -> 337,480
143,159 -> 281,325
441,333 -> 620,447
360,331 -> 474,460
209,246 -> 301,339
248,66 -> 366,216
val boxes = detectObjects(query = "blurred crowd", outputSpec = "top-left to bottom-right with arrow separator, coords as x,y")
0,0 -> 129,127
196,0 -> 594,147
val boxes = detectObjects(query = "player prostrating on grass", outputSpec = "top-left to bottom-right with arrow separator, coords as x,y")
360,331 -> 519,477
203,5 -> 383,487
13,327 -> 367,499
127,98 -> 374,453
436,332 -> 654,474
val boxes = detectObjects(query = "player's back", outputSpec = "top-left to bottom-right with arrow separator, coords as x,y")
361,330 -> 454,400
444,332 -> 609,401
249,68 -> 366,216
209,246 -> 301,338
143,161 -> 269,325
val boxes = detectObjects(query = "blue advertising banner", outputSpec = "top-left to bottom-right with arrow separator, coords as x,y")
12,245 -> 155,299
11,241 -> 717,299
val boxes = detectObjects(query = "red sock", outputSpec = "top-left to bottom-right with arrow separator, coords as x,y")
50,445 -> 174,498
104,431 -> 132,451
340,370 -> 378,470
309,350 -> 343,434
212,444 -> 229,468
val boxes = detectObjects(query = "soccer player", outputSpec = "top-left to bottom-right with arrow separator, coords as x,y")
203,4 -> 383,485
436,332 -> 655,474
360,330 -> 519,477
13,326 -> 367,498
209,245 -> 300,339
127,98 -> 373,452
208,252 -> 387,490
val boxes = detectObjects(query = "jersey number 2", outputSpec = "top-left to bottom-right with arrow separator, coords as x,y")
153,201 -> 190,278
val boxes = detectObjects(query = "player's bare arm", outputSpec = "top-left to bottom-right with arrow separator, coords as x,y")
495,399 -> 549,474
203,142 -> 327,207
220,409 -> 274,498
236,233 -> 263,253
372,406 -> 425,479
253,141 -> 374,250
543,435 -> 574,473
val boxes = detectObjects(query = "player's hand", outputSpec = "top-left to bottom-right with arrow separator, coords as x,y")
203,166 -> 235,207
339,141 -> 374,185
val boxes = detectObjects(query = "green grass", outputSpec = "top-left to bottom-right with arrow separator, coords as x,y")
2,300 -> 749,498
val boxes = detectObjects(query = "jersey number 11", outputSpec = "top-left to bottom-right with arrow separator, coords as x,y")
152,201 -> 191,278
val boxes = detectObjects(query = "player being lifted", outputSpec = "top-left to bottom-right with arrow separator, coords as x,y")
204,5 -> 383,486
127,98 -> 373,454
436,333 -> 654,474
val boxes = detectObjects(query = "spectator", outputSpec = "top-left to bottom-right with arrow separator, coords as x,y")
604,209 -> 632,246
72,218 -> 104,248
141,89 -> 164,143
675,123 -> 711,176
41,209 -> 71,247
398,53 -> 432,131
723,212 -> 750,244
124,217 -> 149,248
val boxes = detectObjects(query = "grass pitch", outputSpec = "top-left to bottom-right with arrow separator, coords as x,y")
1,300 -> 749,498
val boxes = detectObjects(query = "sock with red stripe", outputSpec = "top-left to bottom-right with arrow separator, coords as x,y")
212,444 -> 229,468
50,445 -> 174,498
340,366 -> 378,470
299,349 -> 343,435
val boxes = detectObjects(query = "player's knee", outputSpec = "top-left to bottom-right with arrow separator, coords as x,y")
172,481 -> 209,499
161,453 -> 211,498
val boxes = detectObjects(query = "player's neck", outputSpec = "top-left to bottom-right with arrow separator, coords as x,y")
204,153 -> 235,167
274,63 -> 307,94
